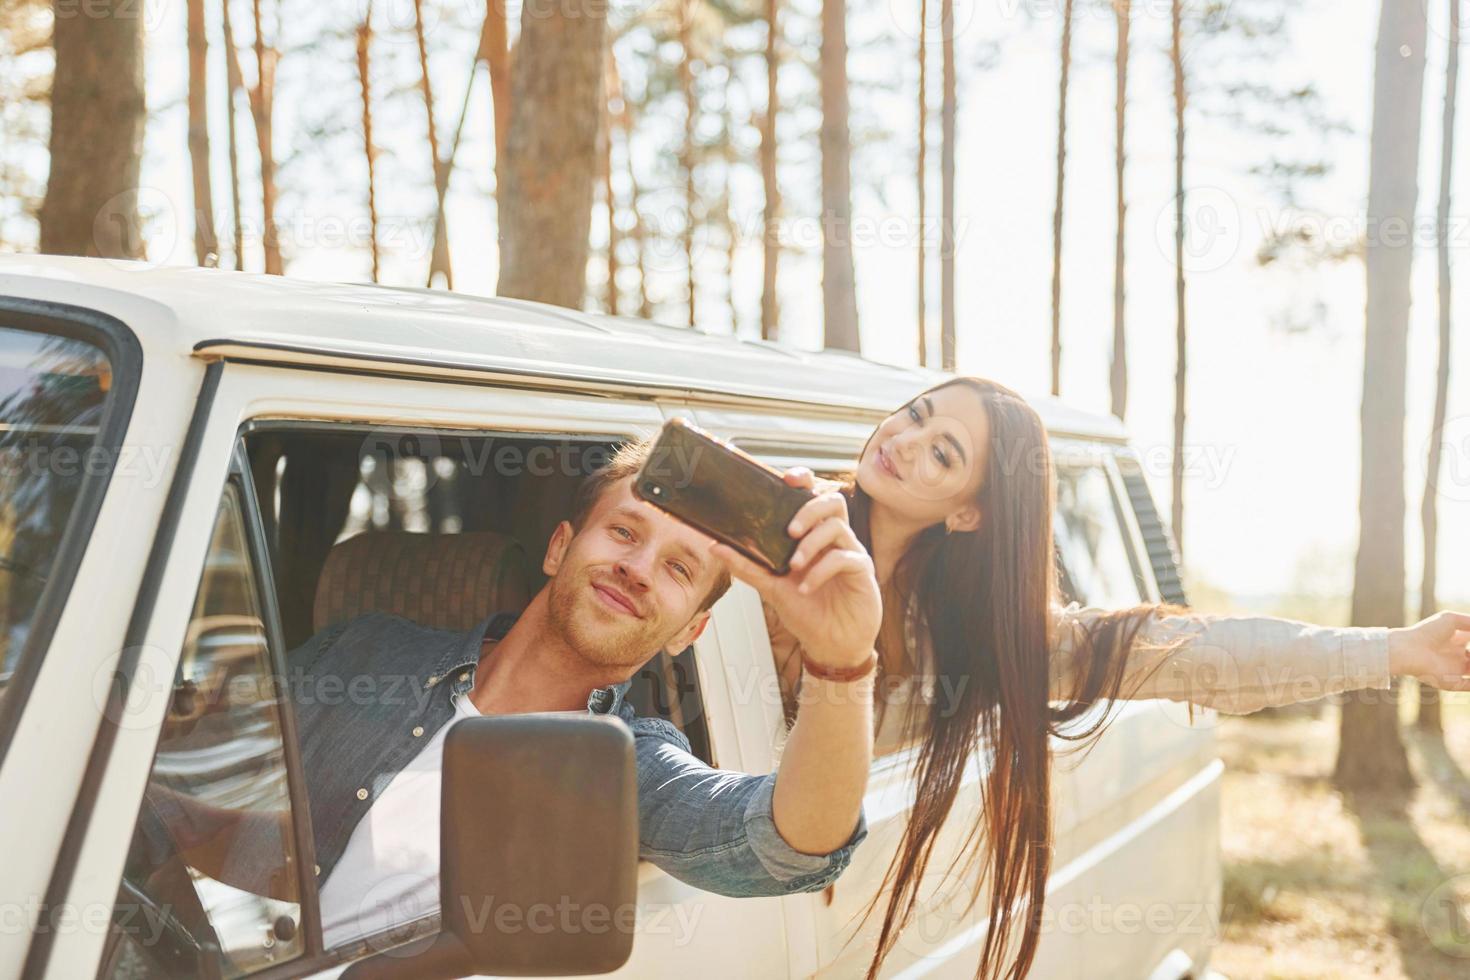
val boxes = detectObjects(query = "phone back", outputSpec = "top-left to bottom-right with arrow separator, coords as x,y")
636,419 -> 813,573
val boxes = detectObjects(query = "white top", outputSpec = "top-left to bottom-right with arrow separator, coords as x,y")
319,692 -> 481,949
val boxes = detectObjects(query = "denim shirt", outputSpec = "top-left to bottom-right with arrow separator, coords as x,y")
285,611 -> 866,898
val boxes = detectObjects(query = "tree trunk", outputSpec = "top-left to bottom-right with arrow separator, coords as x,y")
249,0 -> 282,274
222,0 -> 246,269
496,0 -> 605,308
939,0 -> 955,370
679,0 -> 698,327
414,0 -> 452,288
356,7 -> 380,283
1419,0 -> 1458,736
1170,0 -> 1186,561
722,127 -> 739,335
1050,0 -> 1072,396
1110,0 -> 1129,420
820,0 -> 860,351
917,0 -> 928,367
1335,0 -> 1427,792
726,192 -> 739,334
481,0 -> 512,202
760,0 -> 780,341
427,45 -> 480,290
626,98 -> 652,320
40,0 -> 145,258
604,51 -> 620,316
187,0 -> 217,266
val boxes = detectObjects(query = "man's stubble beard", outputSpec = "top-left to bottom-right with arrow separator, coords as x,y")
547,569 -> 662,671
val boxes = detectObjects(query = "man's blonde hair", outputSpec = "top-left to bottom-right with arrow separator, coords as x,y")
571,437 -> 732,612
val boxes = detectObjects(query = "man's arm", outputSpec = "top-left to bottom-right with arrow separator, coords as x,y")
709,471 -> 880,858
632,717 -> 865,897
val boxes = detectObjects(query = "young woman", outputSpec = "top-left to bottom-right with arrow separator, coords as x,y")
763,376 -> 1470,980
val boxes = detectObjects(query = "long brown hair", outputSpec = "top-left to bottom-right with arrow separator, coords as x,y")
851,377 -> 1176,980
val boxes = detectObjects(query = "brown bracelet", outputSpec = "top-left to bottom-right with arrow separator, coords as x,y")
801,649 -> 879,683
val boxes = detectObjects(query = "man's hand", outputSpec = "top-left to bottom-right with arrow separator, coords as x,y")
709,468 -> 881,671
1389,610 -> 1470,690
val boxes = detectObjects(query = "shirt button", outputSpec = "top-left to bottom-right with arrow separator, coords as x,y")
356,787 -> 369,801
412,726 -> 425,738
314,864 -> 321,876
458,671 -> 469,683
426,675 -> 439,688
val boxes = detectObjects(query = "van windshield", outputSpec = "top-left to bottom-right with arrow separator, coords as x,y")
0,326 -> 114,706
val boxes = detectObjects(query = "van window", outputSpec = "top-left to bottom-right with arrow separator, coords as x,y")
243,425 -> 714,763
0,325 -> 118,716
1054,462 -> 1146,608
103,483 -> 304,979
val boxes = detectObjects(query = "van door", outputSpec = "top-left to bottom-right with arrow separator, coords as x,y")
52,363 -> 799,979
1048,443 -> 1220,980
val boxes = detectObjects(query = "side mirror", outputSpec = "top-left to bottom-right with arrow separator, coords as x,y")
342,715 -> 639,979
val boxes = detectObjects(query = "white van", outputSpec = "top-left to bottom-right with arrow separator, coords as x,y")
0,256 -> 1219,980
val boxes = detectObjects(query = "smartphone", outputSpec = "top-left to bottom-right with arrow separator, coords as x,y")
634,418 -> 815,574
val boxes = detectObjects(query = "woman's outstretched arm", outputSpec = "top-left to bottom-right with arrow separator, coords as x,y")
1050,605 -> 1470,713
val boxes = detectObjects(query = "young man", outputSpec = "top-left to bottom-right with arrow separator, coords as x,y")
281,438 -> 882,947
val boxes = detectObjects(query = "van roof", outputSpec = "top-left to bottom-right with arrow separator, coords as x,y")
0,255 -> 1126,440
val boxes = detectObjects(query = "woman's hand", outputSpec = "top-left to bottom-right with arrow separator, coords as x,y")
709,467 -> 881,671
1389,610 -> 1470,689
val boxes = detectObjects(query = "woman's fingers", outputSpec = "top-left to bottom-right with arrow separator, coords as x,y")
788,490 -> 848,537
782,467 -> 816,490
789,516 -> 851,571
798,548 -> 871,595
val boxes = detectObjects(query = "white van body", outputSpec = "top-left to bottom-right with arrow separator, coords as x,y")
0,256 -> 1219,980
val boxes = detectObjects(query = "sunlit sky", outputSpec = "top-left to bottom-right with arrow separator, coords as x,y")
13,0 -> 1470,611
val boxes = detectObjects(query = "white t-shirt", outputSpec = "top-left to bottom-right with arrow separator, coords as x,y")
319,692 -> 481,949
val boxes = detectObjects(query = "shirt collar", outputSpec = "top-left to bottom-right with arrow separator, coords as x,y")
429,612 -> 631,715
428,613 -> 497,690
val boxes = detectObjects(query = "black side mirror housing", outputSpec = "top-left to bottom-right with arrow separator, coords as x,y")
342,715 -> 639,979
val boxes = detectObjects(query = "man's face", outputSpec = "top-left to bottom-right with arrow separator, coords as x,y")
543,477 -> 718,672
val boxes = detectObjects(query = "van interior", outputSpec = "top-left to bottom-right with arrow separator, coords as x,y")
241,425 -> 713,764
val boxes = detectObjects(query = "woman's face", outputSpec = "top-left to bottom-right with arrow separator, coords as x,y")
856,383 -> 990,530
